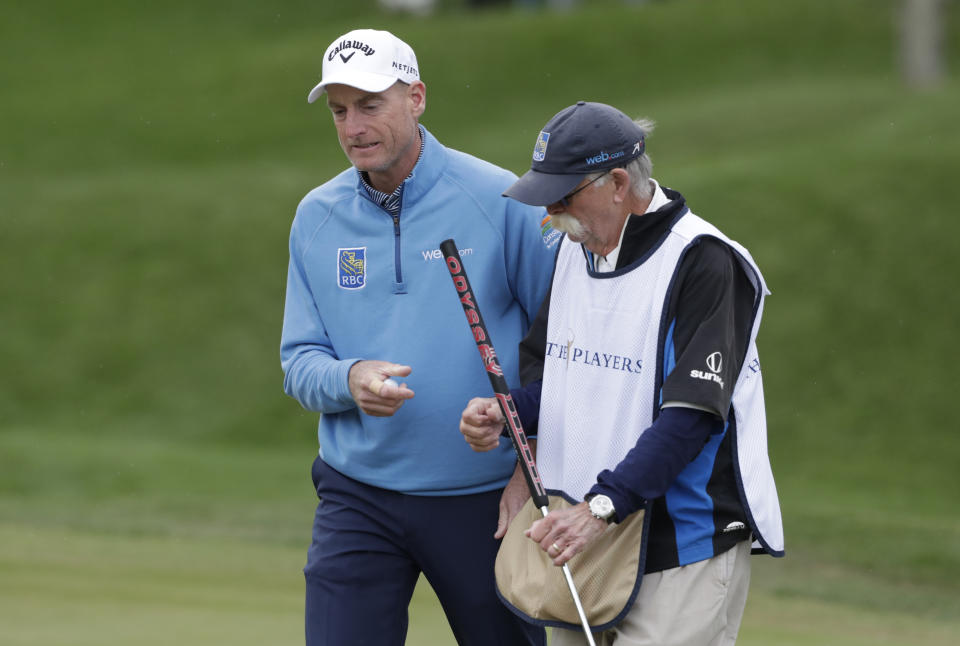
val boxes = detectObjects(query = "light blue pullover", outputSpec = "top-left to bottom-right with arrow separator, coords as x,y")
281,127 -> 557,495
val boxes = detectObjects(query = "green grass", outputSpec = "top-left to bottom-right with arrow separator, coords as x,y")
2,0 -> 959,643
0,524 -> 305,645
2,526 -> 956,646
742,559 -> 960,646
0,523 -> 458,646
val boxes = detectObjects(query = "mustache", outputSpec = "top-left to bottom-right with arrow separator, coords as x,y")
549,213 -> 587,239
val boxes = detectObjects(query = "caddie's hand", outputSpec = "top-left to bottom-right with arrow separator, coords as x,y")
459,397 -> 504,452
525,502 -> 607,567
495,460 -> 532,539
348,360 -> 415,417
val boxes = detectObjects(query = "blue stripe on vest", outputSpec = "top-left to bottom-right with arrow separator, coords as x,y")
667,430 -> 725,564
660,319 -> 677,407
661,317 -> 726,566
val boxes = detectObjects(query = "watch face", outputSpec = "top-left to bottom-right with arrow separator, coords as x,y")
590,495 -> 614,519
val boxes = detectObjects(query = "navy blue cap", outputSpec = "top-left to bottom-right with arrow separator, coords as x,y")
504,101 -> 646,206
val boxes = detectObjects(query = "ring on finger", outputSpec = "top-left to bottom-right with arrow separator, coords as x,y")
550,542 -> 561,555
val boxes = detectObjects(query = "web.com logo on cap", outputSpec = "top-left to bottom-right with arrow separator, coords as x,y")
585,150 -> 626,166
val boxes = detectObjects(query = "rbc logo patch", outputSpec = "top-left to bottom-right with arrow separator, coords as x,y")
338,247 -> 366,290
533,131 -> 550,162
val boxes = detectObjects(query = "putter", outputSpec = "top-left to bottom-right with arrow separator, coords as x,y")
441,238 -> 596,646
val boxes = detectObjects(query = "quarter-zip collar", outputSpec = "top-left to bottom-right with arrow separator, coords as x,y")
357,125 -> 426,216
353,125 -> 447,210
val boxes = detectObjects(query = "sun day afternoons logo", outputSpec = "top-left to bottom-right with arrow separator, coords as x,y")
338,247 -> 366,290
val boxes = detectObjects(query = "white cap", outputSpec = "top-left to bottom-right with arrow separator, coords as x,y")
307,29 -> 420,104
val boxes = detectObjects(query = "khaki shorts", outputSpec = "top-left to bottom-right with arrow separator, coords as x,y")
551,539 -> 752,646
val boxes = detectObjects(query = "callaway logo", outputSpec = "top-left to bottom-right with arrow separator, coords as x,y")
690,351 -> 724,388
328,39 -> 376,62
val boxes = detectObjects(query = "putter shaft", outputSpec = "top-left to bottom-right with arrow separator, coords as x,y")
540,505 -> 596,646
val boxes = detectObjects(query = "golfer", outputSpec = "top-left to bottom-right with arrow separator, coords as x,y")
460,101 -> 784,646
281,29 -> 554,646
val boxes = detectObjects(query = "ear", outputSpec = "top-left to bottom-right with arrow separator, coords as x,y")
408,81 -> 426,119
610,167 -> 631,204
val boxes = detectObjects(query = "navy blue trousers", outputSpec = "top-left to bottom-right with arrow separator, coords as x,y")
304,456 -> 545,646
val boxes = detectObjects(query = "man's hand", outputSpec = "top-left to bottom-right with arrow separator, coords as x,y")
459,397 -> 504,452
525,502 -> 607,566
348,360 -> 415,417
495,459 -> 533,539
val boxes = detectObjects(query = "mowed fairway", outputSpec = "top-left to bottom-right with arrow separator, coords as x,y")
0,430 -> 452,645
0,525 -> 305,645
1,528 -> 956,646
2,0 -> 959,644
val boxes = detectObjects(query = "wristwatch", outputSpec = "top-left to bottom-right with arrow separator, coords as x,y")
586,494 -> 617,524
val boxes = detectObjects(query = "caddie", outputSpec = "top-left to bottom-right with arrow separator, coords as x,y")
459,101 -> 784,646
281,28 -> 555,646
